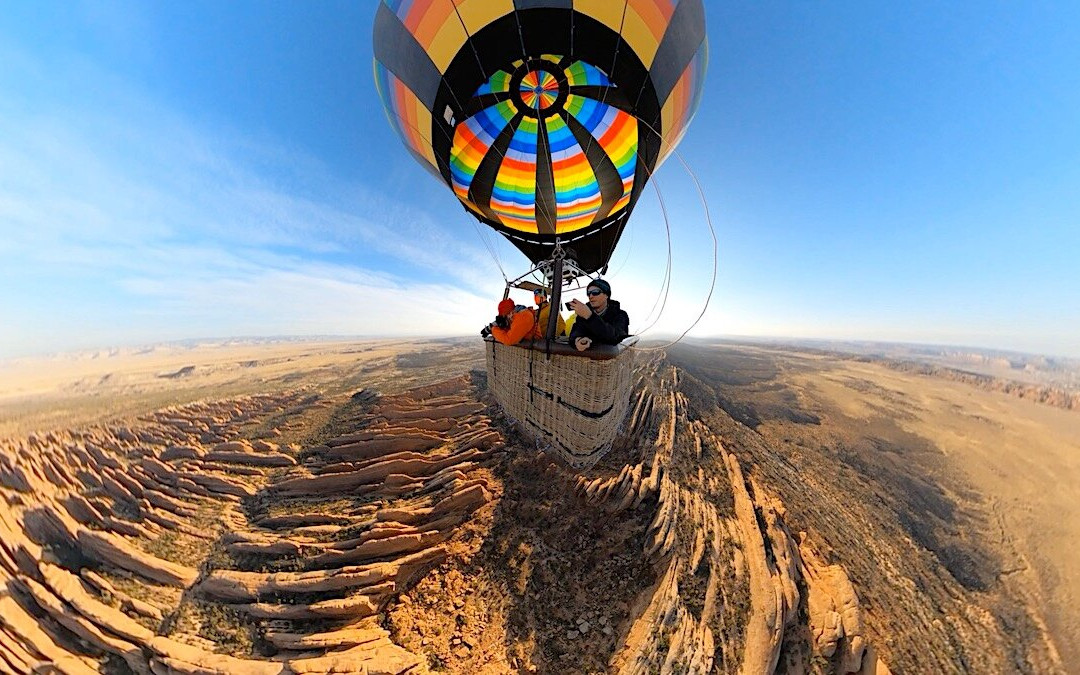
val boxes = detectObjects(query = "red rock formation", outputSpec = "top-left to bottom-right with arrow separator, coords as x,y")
0,364 -> 901,674
0,380 -> 506,673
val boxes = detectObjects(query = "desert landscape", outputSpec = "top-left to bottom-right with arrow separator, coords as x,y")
0,337 -> 1075,674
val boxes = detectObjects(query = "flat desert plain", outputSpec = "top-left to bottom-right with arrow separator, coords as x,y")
0,338 -> 482,438
0,337 -> 1074,673
669,341 -> 1078,670
791,352 -> 1079,659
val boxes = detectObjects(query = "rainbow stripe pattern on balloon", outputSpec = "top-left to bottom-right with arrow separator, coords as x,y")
450,57 -> 638,235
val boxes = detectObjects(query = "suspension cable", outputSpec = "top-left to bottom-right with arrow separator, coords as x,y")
389,108 -> 716,350
608,213 -> 635,277
381,8 -> 717,342
635,176 -> 674,332
468,217 -> 509,282
635,146 -> 719,352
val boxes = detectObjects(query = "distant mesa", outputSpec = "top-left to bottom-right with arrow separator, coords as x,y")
157,365 -> 195,379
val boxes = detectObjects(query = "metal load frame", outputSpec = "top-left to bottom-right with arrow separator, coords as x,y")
501,241 -> 604,346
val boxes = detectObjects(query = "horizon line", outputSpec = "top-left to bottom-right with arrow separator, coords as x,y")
3,332 -> 1077,364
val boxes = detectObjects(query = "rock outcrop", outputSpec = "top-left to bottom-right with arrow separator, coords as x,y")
579,365 -> 889,675
0,377 -> 498,674
1,357 -> 897,674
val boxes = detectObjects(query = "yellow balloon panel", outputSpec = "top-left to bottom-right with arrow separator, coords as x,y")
454,0 -> 515,37
573,0 -> 626,35
427,9 -> 470,73
403,96 -> 439,170
621,0 -> 669,69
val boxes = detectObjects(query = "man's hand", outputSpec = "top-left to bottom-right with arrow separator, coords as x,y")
568,298 -> 592,319
575,336 -> 592,352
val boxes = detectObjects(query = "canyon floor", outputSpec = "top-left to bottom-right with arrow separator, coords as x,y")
0,338 -> 1074,674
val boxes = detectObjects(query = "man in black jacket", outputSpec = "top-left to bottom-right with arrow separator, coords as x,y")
567,278 -> 630,352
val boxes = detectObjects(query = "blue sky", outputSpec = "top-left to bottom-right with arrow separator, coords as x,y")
2,1 -> 1078,359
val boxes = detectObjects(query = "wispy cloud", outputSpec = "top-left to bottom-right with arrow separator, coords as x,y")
1,82 -> 496,280
0,46 -> 502,358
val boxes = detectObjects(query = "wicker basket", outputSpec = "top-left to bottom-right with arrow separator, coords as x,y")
485,339 -> 635,468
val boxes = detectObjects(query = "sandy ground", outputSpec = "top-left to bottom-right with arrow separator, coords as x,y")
788,358 -> 1079,665
2,337 -> 1074,673
666,342 -> 1077,671
0,338 -> 484,438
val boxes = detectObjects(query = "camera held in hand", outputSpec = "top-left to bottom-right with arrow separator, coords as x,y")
494,314 -> 510,330
480,325 -> 492,338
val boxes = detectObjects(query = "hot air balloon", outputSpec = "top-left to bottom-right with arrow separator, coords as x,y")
374,0 -> 707,466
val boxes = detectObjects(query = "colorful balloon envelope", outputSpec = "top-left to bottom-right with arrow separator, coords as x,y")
374,0 -> 707,273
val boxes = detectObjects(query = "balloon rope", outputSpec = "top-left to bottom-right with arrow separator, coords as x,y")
382,109 -> 512,282
581,0 -> 630,164
634,145 -> 719,352
635,176 -> 674,333
511,4 -> 530,60
468,217 -> 509,283
508,8 -> 558,228
608,214 -> 635,277
599,119 -> 674,331
448,0 -> 488,81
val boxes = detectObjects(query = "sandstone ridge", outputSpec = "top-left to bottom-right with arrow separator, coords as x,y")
0,364 -> 896,674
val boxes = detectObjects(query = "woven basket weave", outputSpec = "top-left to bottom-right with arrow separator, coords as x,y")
486,340 -> 634,468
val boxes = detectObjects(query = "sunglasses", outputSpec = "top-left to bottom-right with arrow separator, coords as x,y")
587,289 -> 604,296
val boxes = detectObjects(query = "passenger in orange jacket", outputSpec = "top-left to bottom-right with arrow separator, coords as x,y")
488,299 -> 540,345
